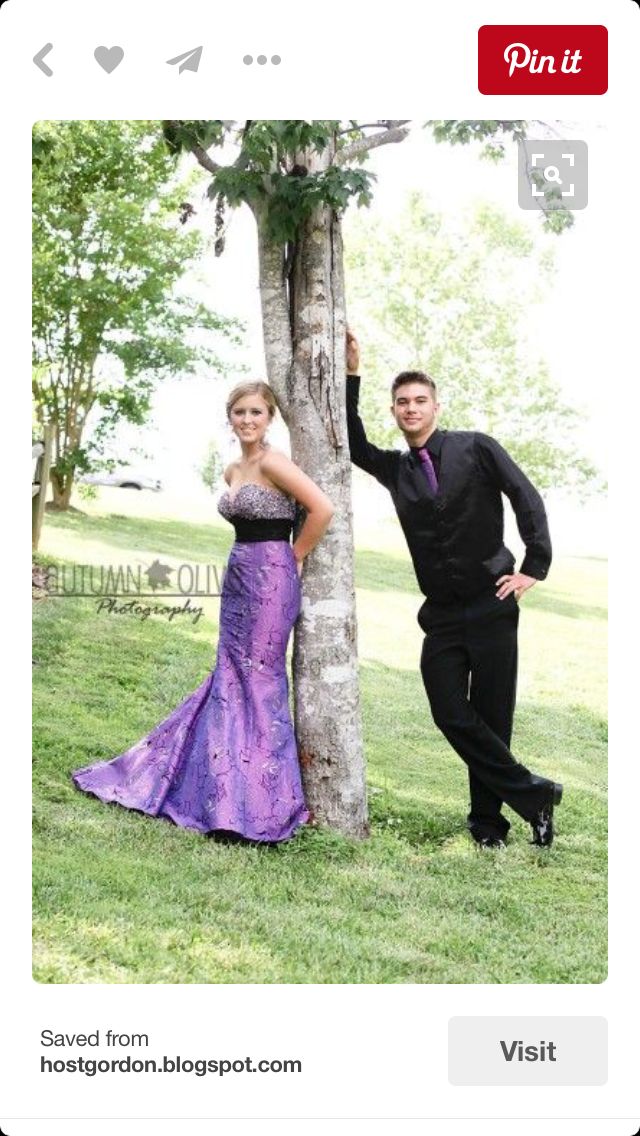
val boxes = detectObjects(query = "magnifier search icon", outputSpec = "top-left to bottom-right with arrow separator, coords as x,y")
543,165 -> 562,185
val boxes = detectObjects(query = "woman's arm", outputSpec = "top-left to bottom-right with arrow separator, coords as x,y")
259,449 -> 334,568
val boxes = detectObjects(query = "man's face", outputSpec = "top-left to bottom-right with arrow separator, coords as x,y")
391,382 -> 440,442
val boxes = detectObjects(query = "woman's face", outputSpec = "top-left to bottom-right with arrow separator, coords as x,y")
229,394 -> 272,444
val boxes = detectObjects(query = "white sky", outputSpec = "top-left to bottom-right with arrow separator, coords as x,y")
107,122 -> 608,555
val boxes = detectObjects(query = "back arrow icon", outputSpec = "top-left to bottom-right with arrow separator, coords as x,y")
33,43 -> 53,76
166,46 -> 203,73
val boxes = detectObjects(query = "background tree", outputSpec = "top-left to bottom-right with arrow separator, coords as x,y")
32,120 -> 240,509
345,192 -> 598,494
162,120 -> 571,837
199,438 -> 224,493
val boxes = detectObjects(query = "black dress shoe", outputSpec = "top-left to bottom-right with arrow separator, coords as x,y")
531,782 -> 563,847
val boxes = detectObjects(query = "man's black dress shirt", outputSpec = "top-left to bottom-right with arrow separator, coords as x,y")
346,377 -> 552,603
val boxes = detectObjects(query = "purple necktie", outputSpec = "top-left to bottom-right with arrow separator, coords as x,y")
418,446 -> 438,494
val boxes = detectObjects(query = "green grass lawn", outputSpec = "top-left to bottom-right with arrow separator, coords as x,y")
32,501 -> 607,984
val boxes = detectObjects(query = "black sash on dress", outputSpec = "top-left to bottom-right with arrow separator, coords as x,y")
233,519 -> 293,543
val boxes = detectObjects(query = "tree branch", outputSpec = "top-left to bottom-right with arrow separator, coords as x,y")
165,122 -> 223,175
530,119 -> 567,140
338,122 -> 406,136
190,143 -> 221,175
336,121 -> 412,165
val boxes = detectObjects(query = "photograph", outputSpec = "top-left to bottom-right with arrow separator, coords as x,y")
32,118 -> 607,985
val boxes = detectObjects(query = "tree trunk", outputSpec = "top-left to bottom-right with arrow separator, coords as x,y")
50,467 -> 73,510
256,200 -> 369,840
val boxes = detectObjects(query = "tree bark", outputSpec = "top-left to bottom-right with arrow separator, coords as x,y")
50,469 -> 73,509
255,193 -> 369,839
184,121 -> 417,839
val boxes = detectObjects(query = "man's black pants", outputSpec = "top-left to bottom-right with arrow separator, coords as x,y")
418,587 -> 552,840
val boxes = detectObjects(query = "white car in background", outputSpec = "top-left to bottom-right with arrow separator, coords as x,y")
80,468 -> 163,492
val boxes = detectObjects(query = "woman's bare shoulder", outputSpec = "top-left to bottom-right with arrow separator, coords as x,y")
223,461 -> 239,486
259,446 -> 294,473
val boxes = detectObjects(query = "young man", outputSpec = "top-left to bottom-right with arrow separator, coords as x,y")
346,331 -> 562,848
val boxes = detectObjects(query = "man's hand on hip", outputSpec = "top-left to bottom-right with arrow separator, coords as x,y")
496,573 -> 537,602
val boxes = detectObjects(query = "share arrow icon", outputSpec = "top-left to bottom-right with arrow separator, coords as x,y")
166,46 -> 203,73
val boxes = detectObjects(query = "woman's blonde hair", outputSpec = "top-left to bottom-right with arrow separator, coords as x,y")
226,381 -> 278,421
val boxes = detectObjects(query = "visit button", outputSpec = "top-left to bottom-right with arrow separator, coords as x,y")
448,1017 -> 607,1085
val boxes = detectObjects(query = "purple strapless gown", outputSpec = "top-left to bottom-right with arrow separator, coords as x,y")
72,484 -> 309,842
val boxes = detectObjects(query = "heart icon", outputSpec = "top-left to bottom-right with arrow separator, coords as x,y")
94,45 -> 124,73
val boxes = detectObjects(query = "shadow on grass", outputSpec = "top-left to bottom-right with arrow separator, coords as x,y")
34,525 -> 607,857
43,509 -> 233,563
368,790 -> 465,847
43,510 -> 607,623
44,512 -> 418,598
354,548 -> 607,625
526,588 -> 607,622
359,657 -> 607,849
354,548 -> 416,593
39,698 -> 606,858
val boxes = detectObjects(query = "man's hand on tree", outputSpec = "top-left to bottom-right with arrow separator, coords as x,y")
346,329 -> 360,375
496,573 -> 537,602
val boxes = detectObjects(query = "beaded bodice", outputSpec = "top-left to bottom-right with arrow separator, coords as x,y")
218,482 -> 296,523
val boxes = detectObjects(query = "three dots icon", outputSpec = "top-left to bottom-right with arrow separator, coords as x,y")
243,54 -> 282,66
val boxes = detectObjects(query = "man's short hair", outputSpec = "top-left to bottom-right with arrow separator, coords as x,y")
391,370 -> 438,401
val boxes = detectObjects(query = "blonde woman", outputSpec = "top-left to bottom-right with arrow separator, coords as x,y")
73,382 -> 333,842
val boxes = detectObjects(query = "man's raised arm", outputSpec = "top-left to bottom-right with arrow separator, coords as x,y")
345,331 -> 398,490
